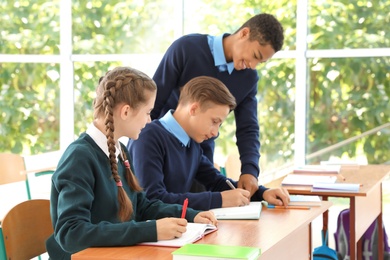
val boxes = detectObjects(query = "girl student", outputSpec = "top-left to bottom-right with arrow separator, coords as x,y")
46,67 -> 217,259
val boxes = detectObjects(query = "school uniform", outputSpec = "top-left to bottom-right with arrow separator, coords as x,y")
46,124 -> 200,260
149,33 -> 261,178
128,111 -> 268,211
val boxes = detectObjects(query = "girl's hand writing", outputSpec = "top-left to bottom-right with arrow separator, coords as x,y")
194,211 -> 218,226
156,217 -> 187,240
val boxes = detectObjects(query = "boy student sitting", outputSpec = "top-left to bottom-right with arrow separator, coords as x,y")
128,76 -> 289,210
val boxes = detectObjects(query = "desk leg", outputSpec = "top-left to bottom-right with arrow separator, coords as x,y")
309,222 -> 312,259
321,196 -> 329,245
378,183 -> 384,260
352,183 -> 383,260
350,197 -> 358,260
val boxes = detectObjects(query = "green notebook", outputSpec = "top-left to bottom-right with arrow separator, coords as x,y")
172,244 -> 261,260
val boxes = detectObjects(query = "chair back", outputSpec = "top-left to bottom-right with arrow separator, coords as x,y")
0,153 -> 26,185
1,199 -> 53,260
224,153 -> 241,181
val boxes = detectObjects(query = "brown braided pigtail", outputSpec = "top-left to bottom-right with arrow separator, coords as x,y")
95,67 -> 156,222
103,75 -> 133,222
121,150 -> 142,192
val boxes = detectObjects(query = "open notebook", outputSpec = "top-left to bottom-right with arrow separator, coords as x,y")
138,223 -> 217,247
210,202 -> 262,220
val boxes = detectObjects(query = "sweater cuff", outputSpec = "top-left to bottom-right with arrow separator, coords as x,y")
186,208 -> 201,222
251,185 -> 269,201
209,192 -> 222,210
241,164 -> 260,178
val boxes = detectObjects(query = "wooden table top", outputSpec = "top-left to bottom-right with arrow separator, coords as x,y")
72,201 -> 332,260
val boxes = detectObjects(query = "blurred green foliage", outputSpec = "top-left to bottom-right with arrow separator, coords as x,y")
0,0 -> 389,168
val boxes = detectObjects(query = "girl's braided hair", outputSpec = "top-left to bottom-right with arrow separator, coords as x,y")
93,67 -> 156,221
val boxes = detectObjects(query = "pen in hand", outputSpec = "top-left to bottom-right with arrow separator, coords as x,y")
226,179 -> 236,190
181,198 -> 188,218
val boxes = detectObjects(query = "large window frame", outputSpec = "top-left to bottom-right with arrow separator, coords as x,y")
1,0 -> 389,167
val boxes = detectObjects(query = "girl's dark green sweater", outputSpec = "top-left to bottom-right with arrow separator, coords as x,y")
46,133 -> 199,260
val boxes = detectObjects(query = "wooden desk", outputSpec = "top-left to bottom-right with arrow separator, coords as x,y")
72,202 -> 332,260
267,165 -> 390,260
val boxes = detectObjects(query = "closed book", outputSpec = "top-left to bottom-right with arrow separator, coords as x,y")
320,160 -> 360,166
210,202 -> 262,220
172,244 -> 261,260
139,223 -> 217,247
293,165 -> 341,174
281,174 -> 337,186
311,183 -> 360,192
289,195 -> 322,206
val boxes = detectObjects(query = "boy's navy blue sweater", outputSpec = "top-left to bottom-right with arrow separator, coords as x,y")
128,121 -> 267,211
151,33 -> 261,178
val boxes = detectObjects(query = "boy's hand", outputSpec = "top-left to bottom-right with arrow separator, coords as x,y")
238,174 -> 259,197
263,188 -> 290,206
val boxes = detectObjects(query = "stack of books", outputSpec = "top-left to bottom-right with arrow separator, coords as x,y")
311,183 -> 361,192
288,195 -> 322,206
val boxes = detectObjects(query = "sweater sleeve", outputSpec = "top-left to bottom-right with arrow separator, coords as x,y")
151,38 -> 184,120
51,145 -> 161,254
134,191 -> 199,222
50,140 -> 204,257
250,185 -> 269,201
129,126 -> 223,211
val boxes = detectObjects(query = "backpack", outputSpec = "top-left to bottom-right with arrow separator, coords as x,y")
313,230 -> 338,260
334,208 -> 390,260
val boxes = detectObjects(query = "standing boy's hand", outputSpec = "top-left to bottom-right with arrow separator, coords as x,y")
237,174 -> 259,197
263,188 -> 290,206
156,218 -> 187,240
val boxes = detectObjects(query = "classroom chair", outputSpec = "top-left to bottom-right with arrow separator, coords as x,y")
224,153 -> 241,181
0,153 -> 55,260
0,152 -> 55,200
1,199 -> 53,260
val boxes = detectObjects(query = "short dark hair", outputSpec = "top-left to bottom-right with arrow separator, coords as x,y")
235,13 -> 284,52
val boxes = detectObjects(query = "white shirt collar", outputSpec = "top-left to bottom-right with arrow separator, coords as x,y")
86,123 -> 122,162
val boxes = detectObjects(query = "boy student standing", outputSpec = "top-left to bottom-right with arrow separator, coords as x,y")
128,76 -> 289,210
137,13 -> 284,195
46,67 -> 217,260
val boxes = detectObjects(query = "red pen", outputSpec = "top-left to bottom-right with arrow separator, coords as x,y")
181,198 -> 188,218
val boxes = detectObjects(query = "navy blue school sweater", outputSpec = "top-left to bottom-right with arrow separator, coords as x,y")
151,33 -> 260,177
128,121 -> 267,211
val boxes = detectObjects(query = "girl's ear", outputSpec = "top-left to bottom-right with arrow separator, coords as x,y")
120,104 -> 131,120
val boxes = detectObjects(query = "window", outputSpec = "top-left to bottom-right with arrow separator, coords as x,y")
1,0 -> 389,173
